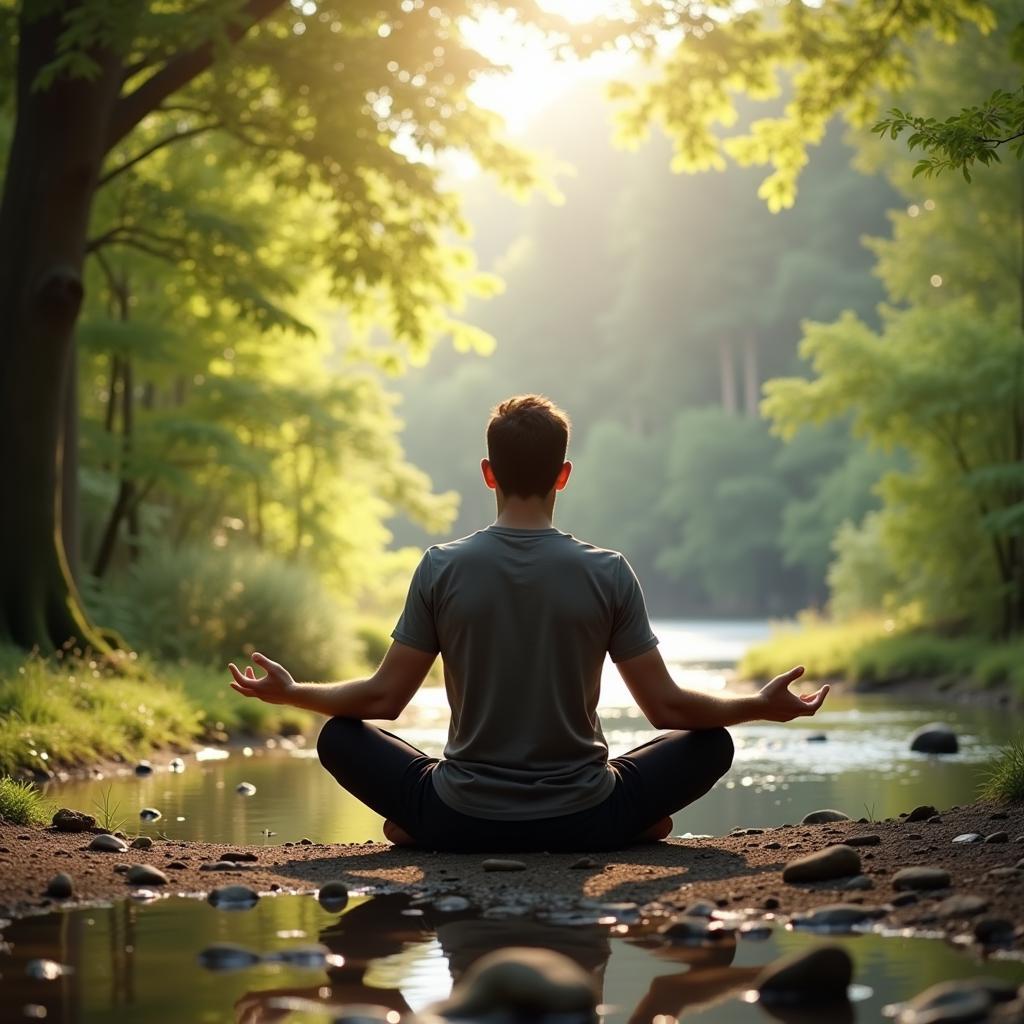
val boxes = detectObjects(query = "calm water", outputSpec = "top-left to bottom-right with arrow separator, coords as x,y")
45,620 -> 1017,846
2,892 -> 1023,1023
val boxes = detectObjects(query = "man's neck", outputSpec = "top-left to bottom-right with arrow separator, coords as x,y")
494,497 -> 555,530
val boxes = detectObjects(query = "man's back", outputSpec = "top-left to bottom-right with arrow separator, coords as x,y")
392,524 -> 658,820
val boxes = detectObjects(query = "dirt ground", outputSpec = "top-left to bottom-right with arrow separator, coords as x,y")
2,802 -> 1022,945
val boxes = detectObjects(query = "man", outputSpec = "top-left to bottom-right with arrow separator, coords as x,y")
228,394 -> 829,851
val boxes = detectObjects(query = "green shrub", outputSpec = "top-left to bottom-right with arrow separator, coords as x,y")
849,632 -> 984,686
0,776 -> 51,825
85,543 -> 355,681
973,641 -> 1024,696
980,735 -> 1024,803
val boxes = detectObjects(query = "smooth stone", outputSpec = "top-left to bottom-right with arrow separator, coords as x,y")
199,860 -> 253,872
52,808 -> 95,833
130,836 -> 153,850
756,944 -> 853,1005
906,805 -> 939,823
909,723 -> 959,754
235,782 -> 256,796
113,863 -> 130,874
659,915 -> 735,945
846,834 -> 881,847
431,946 -> 598,1018
894,979 -> 994,1023
763,896 -> 781,910
482,858 -> 527,872
952,833 -> 982,844
782,845 -> 861,883
843,874 -> 875,891
801,809 -> 850,824
984,831 -> 1009,844
682,900 -> 717,919
805,733 -> 828,742
166,861 -> 187,869
893,866 -> 951,891
935,894 -> 989,919
569,857 -> 598,869
433,895 -> 471,912
126,864 -> 168,886
88,834 -> 128,853
208,885 -> 259,909
196,943 -> 261,971
973,917 -> 1015,946
134,761 -> 154,776
44,873 -> 73,899
317,881 -> 350,911
139,808 -> 162,822
168,757 -> 186,773
986,866 -> 1021,880
790,903 -> 885,932
221,851 -> 258,862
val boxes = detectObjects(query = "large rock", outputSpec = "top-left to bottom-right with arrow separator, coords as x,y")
909,723 -> 959,754
801,809 -> 851,824
782,845 -> 861,883
893,866 -> 951,891
88,833 -> 128,853
125,864 -> 168,886
756,945 -> 853,1005
52,808 -> 95,833
432,947 -> 598,1020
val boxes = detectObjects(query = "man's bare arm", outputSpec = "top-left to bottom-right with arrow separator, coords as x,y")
616,648 -> 829,730
227,641 -> 436,720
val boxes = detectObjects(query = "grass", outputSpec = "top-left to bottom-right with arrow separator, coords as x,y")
0,776 -> 52,825
980,735 -> 1024,803
91,785 -> 127,833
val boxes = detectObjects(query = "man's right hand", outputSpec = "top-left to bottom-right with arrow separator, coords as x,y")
755,665 -> 830,722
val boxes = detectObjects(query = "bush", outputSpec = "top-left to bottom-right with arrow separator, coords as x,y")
973,641 -> 1024,697
85,543 -> 355,680
0,776 -> 51,825
980,736 -> 1024,803
849,632 -> 984,686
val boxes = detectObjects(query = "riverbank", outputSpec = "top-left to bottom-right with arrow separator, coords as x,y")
2,801 -> 1022,951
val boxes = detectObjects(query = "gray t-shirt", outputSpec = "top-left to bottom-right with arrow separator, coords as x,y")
391,525 -> 658,820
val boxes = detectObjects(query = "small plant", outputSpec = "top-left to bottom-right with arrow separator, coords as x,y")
0,776 -> 51,825
862,802 -> 877,824
92,785 -> 126,833
980,736 -> 1024,804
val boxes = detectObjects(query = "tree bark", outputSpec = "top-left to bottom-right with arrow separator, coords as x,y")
0,7 -> 123,650
61,344 -> 80,583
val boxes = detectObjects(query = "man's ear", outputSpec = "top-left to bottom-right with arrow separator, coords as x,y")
481,458 -> 498,490
554,461 -> 572,491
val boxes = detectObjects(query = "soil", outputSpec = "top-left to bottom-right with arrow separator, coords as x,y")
2,802 -> 1022,949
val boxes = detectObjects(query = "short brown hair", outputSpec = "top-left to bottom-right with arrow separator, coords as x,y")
486,395 -> 571,499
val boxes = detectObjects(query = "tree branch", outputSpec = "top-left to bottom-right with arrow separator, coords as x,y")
99,121 -> 221,187
106,0 -> 287,152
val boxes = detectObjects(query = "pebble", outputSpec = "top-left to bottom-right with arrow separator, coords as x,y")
846,834 -> 881,847
317,881 -> 350,912
909,722 -> 958,754
482,858 -> 527,872
892,866 -> 951,891
973,916 -> 1015,946
989,811 -> 1009,820
842,874 -> 874,891
905,805 -> 939,823
891,978 -> 1008,1024
235,782 -> 256,796
569,857 -> 597,869
113,864 -> 130,874
433,895 -> 472,913
25,958 -> 68,980
805,733 -> 827,742
659,915 -> 735,944
431,946 -> 597,1018
88,834 -> 128,853
801,809 -> 850,824
208,885 -> 260,909
139,808 -> 162,822
756,944 -> 853,1005
51,808 -> 96,833
125,864 -> 168,886
952,833 -> 982,844
935,894 -> 989,919
682,900 -> 717,918
985,866 -> 1020,880
130,836 -> 153,850
44,873 -> 73,899
197,943 -> 261,971
220,851 -> 258,862
199,860 -> 253,872
165,861 -> 187,870
168,757 -> 186,773
890,892 -> 919,907
134,761 -> 154,776
763,841 -> 782,849
984,831 -> 1009,844
763,896 -> 780,910
790,903 -> 886,932
782,844 -> 861,883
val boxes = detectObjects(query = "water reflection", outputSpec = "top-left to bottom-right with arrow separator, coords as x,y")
2,894 -> 1022,1024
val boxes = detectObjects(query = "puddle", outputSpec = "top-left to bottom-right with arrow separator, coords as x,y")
1,893 -> 1021,1023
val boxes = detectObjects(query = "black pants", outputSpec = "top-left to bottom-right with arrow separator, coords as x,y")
316,717 -> 734,853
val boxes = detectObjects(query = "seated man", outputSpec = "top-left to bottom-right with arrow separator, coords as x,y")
228,394 -> 828,851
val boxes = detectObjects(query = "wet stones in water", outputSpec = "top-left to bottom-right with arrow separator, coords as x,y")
892,866 -> 951,891
266,945 -> 341,969
431,946 -> 598,1020
952,833 -> 983,844
482,858 -> 527,872
846,834 -> 881,847
805,733 -> 827,742
134,760 -> 154,776
88,833 -> 128,853
25,959 -> 69,980
317,881 -> 349,912
208,885 -> 259,910
681,900 -> 717,919
782,844 -> 861,883
755,945 -> 853,1006
909,722 -> 958,754
433,895 -> 471,913
973,916 -> 1016,947
801,809 -> 851,824
789,903 -> 886,932
235,782 -> 256,796
890,977 -> 1018,1024
126,864 -> 168,886
51,807 -> 95,833
197,943 -> 261,972
130,836 -> 153,850
984,831 -> 1009,844
44,873 -> 73,899
935,894 -> 989,919
139,808 -> 161,822
905,804 -> 939,823
168,757 -> 186,773
659,915 -> 735,945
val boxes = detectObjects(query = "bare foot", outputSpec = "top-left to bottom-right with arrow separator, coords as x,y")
382,819 -> 416,847
635,816 -> 673,843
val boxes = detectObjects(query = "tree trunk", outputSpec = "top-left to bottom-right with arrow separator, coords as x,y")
743,332 -> 760,417
718,336 -> 737,415
61,344 -> 80,583
0,8 -> 123,650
